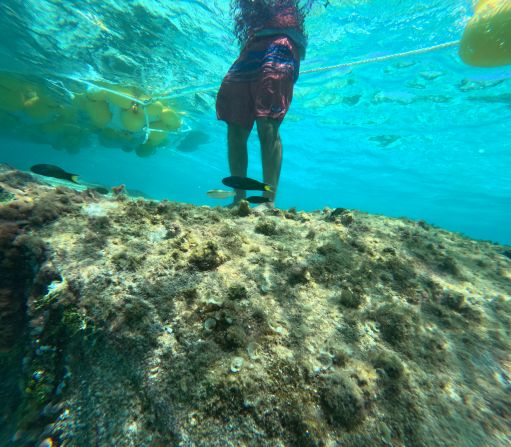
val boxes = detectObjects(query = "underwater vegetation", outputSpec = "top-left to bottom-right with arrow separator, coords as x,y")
0,163 -> 510,447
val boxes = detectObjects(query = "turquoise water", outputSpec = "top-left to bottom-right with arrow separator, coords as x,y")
0,0 -> 510,244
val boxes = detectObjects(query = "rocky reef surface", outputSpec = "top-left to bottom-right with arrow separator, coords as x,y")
0,163 -> 510,447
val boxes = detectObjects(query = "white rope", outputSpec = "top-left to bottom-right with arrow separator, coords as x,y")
300,40 -> 460,75
142,107 -> 151,144
66,41 -> 462,103
55,40 -> 460,118
69,77 -> 145,105
148,40 -> 462,99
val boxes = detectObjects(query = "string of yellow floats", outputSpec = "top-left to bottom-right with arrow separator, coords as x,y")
0,38 -> 479,157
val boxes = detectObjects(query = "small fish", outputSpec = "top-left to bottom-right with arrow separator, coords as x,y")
222,176 -> 272,192
246,196 -> 271,204
30,164 -> 79,184
207,189 -> 236,199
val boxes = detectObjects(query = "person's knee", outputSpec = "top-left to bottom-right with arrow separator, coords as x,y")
256,118 -> 279,143
256,117 -> 276,131
228,124 -> 249,144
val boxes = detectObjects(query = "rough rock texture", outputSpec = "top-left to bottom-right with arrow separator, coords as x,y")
0,164 -> 510,447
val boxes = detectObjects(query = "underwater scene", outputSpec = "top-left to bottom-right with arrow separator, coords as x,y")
0,0 -> 510,446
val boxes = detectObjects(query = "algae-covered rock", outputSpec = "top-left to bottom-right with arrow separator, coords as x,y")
319,373 -> 367,430
0,164 -> 510,447
255,217 -> 279,236
189,241 -> 226,270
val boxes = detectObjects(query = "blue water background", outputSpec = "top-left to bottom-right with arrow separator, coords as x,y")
0,0 -> 510,244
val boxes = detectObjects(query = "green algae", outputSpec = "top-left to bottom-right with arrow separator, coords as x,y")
0,186 -> 15,203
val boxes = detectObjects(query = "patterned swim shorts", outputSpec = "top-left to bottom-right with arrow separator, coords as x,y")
216,35 -> 300,130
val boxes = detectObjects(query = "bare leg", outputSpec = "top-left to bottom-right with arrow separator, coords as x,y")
256,117 -> 282,206
228,123 -> 251,203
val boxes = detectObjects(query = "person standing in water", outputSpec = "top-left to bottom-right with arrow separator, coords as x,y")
216,0 -> 311,207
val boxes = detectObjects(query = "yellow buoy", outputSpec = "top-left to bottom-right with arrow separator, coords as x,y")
135,144 -> 157,157
0,73 -> 23,91
55,104 -> 78,123
148,120 -> 172,146
40,119 -> 67,135
99,128 -> 134,149
0,85 -> 24,112
459,0 -> 511,67
120,105 -> 145,132
146,101 -> 164,119
107,87 -> 137,110
72,92 -> 87,109
87,86 -> 109,102
40,120 -> 81,138
83,99 -> 112,128
135,120 -> 171,156
160,107 -> 182,130
23,96 -> 57,121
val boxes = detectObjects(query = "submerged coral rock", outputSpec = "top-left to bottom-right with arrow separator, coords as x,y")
189,241 -> 226,271
0,164 -> 510,447
371,350 -> 405,381
441,290 -> 465,310
338,287 -> 365,308
255,217 -> 279,235
226,284 -> 248,301
0,185 -> 14,202
372,303 -> 420,348
319,373 -> 367,430
233,199 -> 250,217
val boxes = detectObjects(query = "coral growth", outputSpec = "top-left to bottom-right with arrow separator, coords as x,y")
0,164 -> 510,447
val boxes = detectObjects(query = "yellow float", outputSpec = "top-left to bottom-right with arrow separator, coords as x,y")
0,73 -> 24,92
86,86 -> 109,102
107,86 -> 138,109
99,128 -> 135,149
160,107 -> 182,130
134,121 -> 172,157
120,105 -> 146,132
39,119 -> 68,136
135,144 -> 157,158
23,95 -> 58,122
0,85 -> 24,112
459,0 -> 511,67
83,98 -> 112,128
146,121 -> 171,147
0,71 -> 184,156
146,100 -> 164,119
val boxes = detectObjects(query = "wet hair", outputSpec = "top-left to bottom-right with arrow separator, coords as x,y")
230,0 -> 314,44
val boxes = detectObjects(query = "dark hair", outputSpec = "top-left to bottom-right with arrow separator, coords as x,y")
230,0 -> 313,45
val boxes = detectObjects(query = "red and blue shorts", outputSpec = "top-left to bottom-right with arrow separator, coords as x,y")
216,35 -> 300,130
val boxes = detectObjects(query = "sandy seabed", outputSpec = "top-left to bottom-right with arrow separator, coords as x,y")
0,163 -> 509,447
